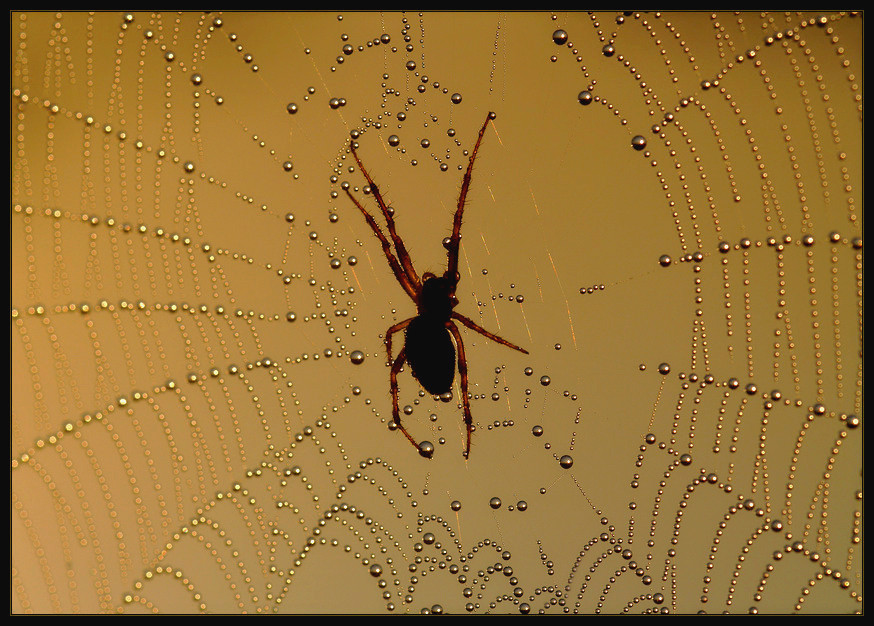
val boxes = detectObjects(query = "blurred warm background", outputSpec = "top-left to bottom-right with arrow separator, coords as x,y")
11,11 -> 862,614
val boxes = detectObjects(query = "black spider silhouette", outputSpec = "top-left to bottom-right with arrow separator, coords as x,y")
342,112 -> 529,459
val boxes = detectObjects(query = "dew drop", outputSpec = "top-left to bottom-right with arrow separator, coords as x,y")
418,441 -> 434,458
552,29 -> 568,45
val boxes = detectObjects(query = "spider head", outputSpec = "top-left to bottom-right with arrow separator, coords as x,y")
419,272 -> 458,317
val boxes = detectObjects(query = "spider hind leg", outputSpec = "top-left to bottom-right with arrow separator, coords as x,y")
446,321 -> 474,458
389,346 -> 434,458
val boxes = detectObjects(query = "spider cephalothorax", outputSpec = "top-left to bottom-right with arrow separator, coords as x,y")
343,112 -> 528,458
418,272 -> 458,318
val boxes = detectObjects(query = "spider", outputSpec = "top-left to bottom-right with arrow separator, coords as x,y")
342,111 -> 529,459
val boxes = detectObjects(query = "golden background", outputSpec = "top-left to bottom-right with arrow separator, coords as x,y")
10,11 -> 863,614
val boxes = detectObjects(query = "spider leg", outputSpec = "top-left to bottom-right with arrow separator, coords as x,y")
385,318 -> 413,366
446,112 -> 496,283
343,186 -> 419,302
388,345 -> 423,452
349,141 -> 420,287
446,320 -> 474,458
451,312 -> 529,354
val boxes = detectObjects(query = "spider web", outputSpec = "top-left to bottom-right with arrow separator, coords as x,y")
11,11 -> 863,614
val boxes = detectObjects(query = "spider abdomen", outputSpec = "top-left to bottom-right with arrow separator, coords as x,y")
404,316 -> 456,396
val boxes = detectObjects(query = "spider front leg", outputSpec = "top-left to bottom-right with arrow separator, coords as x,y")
446,321 -> 474,458
343,186 -> 419,302
446,112 -> 496,282
349,141 -> 420,287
